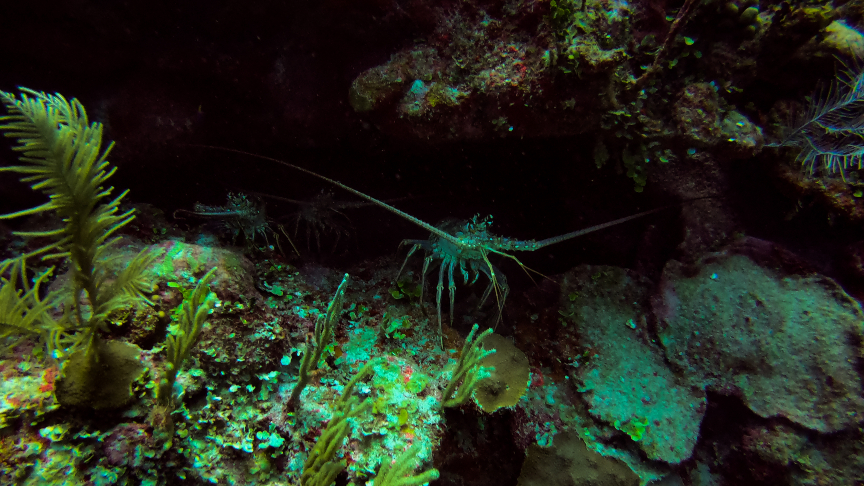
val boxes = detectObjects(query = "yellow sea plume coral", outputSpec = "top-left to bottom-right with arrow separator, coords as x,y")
0,87 -> 158,408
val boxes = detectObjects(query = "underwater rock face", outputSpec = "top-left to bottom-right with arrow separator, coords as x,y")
145,240 -> 255,299
0,341 -> 59,428
103,423 -> 153,468
346,0 -> 626,141
655,238 -> 864,433
97,238 -> 256,306
649,151 -> 741,261
562,266 -> 706,464
672,82 -> 764,160
798,19 -> 864,60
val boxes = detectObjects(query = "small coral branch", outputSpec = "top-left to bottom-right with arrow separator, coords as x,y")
373,443 -> 440,486
441,324 -> 496,408
300,361 -> 374,486
287,274 -> 350,410
151,267 -> 218,439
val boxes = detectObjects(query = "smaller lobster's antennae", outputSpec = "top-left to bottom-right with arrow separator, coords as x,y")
187,145 -> 462,246
245,191 -> 306,205
274,224 -> 302,257
244,188 -> 414,209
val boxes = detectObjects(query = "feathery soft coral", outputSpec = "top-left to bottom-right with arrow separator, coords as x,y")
777,58 -> 864,177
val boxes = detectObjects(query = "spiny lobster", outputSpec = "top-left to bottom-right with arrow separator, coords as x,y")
193,147 -> 667,347
174,192 -> 300,256
250,190 -> 376,253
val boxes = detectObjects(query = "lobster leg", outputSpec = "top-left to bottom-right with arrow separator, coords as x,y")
436,258 -> 449,347
421,253 -> 434,308
458,258 -> 469,284
396,239 -> 433,279
468,260 -> 481,285
479,279 -> 494,309
496,268 -> 510,322
477,263 -> 510,323
477,262 -> 496,308
448,257 -> 457,327
331,228 -> 341,252
396,243 -> 421,280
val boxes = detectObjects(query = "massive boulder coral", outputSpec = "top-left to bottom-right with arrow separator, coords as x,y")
558,237 -> 864,470
654,237 -> 864,433
562,266 -> 706,464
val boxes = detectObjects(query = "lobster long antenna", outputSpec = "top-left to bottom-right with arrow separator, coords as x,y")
244,191 -> 306,205
187,145 -> 462,245
535,195 -> 718,249
245,189 -> 412,209
533,206 -> 670,249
